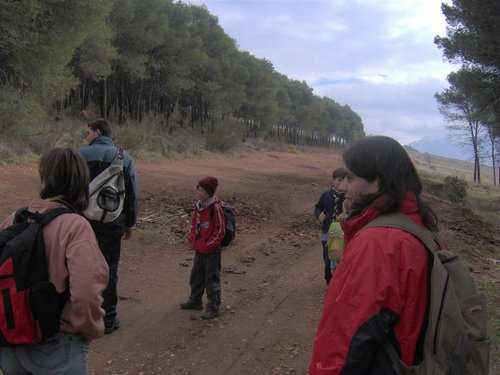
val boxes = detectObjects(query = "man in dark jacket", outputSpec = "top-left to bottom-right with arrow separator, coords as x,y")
314,167 -> 346,285
80,118 -> 139,334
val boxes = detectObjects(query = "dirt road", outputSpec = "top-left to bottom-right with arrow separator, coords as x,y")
0,150 -> 497,374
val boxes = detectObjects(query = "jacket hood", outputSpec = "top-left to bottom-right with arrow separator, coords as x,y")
342,192 -> 422,244
195,196 -> 219,212
27,199 -> 69,215
89,136 -> 114,146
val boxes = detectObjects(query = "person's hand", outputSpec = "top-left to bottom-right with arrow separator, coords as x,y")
123,227 -> 133,240
319,212 -> 327,223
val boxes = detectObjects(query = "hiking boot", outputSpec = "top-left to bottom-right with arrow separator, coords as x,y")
201,309 -> 220,320
104,319 -> 120,335
180,300 -> 203,310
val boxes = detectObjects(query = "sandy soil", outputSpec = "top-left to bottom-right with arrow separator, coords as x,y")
0,150 -> 498,375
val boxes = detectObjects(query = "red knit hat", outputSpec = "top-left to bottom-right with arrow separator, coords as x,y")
197,176 -> 218,196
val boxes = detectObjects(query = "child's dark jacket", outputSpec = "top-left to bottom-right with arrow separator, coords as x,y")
314,188 -> 345,233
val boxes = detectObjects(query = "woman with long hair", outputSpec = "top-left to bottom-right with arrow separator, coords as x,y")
309,136 -> 437,374
0,148 -> 108,375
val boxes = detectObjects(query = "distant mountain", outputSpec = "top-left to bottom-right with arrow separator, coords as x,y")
406,137 -> 472,162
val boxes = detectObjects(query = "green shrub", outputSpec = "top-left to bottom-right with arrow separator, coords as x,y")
444,175 -> 468,203
205,117 -> 242,152
22,117 -> 85,155
465,184 -> 500,226
0,85 -> 48,133
114,114 -> 200,157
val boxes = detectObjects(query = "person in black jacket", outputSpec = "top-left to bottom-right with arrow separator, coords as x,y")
80,119 -> 139,335
314,167 -> 346,285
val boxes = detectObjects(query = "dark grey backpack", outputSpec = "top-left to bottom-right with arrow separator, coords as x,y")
365,213 -> 490,375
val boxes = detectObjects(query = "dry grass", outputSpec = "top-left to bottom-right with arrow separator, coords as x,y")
409,149 -> 500,225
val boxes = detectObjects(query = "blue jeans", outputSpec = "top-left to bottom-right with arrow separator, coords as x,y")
0,332 -> 89,375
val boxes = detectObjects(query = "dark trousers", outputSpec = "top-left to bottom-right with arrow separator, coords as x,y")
188,250 -> 221,312
91,223 -> 124,325
322,241 -> 332,284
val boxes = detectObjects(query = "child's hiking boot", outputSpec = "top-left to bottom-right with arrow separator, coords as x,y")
201,309 -> 220,320
180,300 -> 203,310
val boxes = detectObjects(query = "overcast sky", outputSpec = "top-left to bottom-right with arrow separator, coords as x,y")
185,0 -> 456,145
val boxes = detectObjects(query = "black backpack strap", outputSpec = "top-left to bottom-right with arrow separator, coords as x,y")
383,340 -> 407,374
13,207 -> 29,224
113,147 -> 124,163
104,147 -> 124,168
14,207 -> 71,225
37,208 -> 72,226
104,147 -> 124,173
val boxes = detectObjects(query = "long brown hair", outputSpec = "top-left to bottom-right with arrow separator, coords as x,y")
39,148 -> 90,212
343,136 -> 438,231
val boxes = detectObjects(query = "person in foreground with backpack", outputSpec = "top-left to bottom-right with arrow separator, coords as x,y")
181,176 -> 225,320
80,118 -> 139,335
0,148 -> 109,374
309,135 -> 489,374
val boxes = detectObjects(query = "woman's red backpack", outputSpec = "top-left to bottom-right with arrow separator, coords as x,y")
0,208 -> 69,346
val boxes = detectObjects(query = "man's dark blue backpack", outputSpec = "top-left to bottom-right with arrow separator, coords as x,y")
210,202 -> 236,247
0,208 -> 70,346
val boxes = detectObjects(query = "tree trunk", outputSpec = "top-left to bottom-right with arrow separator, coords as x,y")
491,141 -> 497,186
474,153 -> 481,183
80,84 -> 85,111
137,79 -> 143,122
100,78 -> 107,118
119,80 -> 124,123
200,97 -> 205,134
470,121 -> 481,184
